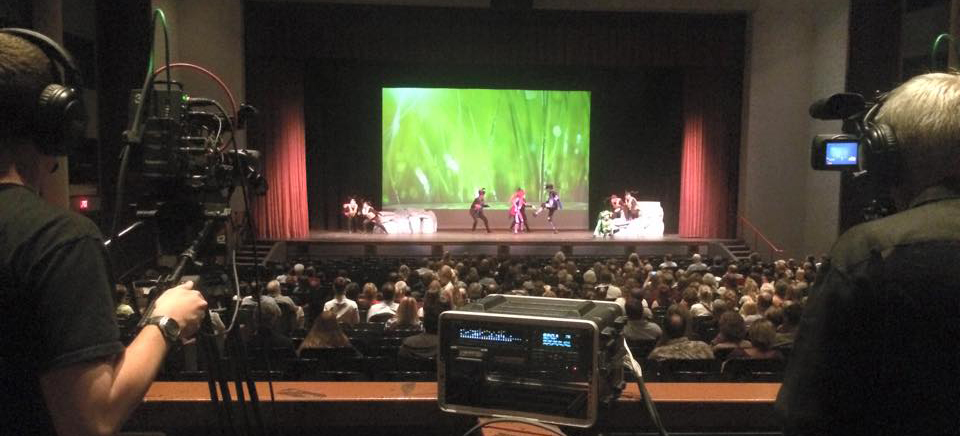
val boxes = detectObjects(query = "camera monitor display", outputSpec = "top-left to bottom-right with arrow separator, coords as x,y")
825,141 -> 859,166
811,135 -> 860,171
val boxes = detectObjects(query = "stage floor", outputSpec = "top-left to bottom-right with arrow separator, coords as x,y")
265,231 -> 736,259
304,230 -> 715,245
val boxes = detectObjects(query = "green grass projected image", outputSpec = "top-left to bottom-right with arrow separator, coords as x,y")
382,87 -> 590,210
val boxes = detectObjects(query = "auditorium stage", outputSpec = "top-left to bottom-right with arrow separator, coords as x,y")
262,231 -> 738,260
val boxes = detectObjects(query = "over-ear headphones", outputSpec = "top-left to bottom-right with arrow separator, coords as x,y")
859,95 -> 903,186
0,28 -> 86,156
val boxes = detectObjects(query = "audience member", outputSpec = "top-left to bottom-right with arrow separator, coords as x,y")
114,284 -> 136,318
757,289 -> 774,314
728,320 -> 782,360
623,300 -> 662,341
386,297 -> 422,331
367,283 -> 399,322
323,278 -> 360,326
740,301 -> 762,327
689,285 -> 714,317
722,264 -> 742,289
394,280 -> 409,299
681,286 -> 699,310
711,299 -> 729,320
266,279 -> 302,334
648,305 -> 714,360
687,253 -> 709,273
298,311 -> 362,358
712,312 -> 751,359
774,302 -> 802,348
358,282 -> 377,312
242,296 -> 294,351
398,305 -> 443,361
658,254 -> 678,271
764,306 -> 784,330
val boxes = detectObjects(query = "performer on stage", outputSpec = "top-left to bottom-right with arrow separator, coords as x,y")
624,191 -> 639,220
361,200 -> 388,233
470,188 -> 491,233
593,210 -> 615,238
509,188 -> 528,234
342,197 -> 359,233
534,184 -> 562,233
610,195 -> 624,219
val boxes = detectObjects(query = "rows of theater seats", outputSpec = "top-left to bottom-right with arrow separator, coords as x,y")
146,315 -> 789,383
149,321 -> 437,382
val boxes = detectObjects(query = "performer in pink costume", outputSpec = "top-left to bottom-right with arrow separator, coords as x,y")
509,188 -> 528,234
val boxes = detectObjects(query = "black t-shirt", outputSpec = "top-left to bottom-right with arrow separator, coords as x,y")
0,184 -> 124,435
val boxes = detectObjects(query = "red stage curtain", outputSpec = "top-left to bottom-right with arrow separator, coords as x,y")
679,70 -> 731,238
250,61 -> 309,239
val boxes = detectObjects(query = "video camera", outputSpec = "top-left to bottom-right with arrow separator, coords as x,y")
809,91 -> 901,220
124,84 -> 265,253
808,92 -> 900,182
129,86 -> 265,206
809,92 -> 872,171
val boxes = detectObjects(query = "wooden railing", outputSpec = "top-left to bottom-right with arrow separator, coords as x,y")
126,381 -> 782,434
738,215 -> 785,262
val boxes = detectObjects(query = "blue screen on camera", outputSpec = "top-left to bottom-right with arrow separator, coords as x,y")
825,141 -> 858,166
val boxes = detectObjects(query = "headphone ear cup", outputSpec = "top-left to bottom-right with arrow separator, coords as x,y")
35,83 -> 86,155
861,123 -> 901,186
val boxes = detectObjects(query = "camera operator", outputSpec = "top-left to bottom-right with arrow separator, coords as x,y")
777,73 -> 960,435
0,32 -> 208,435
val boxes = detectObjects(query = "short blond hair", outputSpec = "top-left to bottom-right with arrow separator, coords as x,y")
876,73 -> 960,186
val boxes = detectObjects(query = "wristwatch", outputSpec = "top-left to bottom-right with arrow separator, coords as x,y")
145,316 -> 182,347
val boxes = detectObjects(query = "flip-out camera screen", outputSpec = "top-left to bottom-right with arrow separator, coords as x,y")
812,135 -> 860,171
825,141 -> 858,166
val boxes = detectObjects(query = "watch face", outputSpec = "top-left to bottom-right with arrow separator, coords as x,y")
160,317 -> 181,341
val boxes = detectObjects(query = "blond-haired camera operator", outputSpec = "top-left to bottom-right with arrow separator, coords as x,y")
0,31 -> 207,435
777,73 -> 960,435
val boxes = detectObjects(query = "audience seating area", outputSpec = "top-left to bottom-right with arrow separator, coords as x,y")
118,251 -> 810,384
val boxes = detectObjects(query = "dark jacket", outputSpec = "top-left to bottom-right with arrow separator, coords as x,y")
776,184 -> 960,435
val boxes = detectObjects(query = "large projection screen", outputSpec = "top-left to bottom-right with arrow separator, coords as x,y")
382,88 -> 590,227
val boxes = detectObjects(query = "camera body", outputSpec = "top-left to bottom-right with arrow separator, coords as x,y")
127,86 -> 266,254
809,92 -> 900,182
810,92 -> 901,220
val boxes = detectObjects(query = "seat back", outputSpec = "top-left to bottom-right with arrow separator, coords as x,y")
650,358 -> 722,382
626,339 -> 658,360
722,358 -> 786,382
691,316 -> 718,342
367,312 -> 396,323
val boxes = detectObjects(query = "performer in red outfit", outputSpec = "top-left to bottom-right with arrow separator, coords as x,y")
610,195 -> 624,219
509,188 -> 528,234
